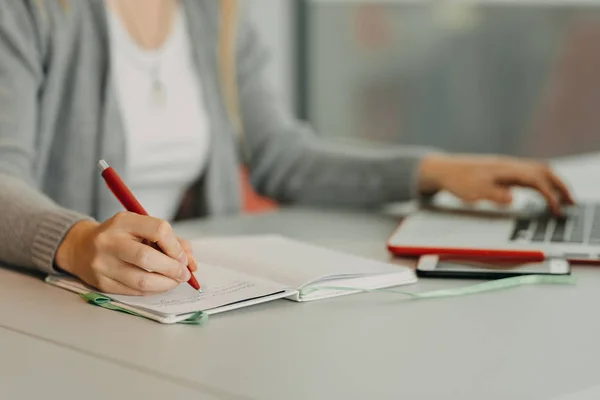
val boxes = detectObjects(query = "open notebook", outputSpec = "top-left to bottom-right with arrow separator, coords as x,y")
46,235 -> 417,324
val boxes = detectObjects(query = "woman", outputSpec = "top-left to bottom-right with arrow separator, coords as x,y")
0,0 -> 573,296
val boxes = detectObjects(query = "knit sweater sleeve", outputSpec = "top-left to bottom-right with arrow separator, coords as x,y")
235,12 -> 433,207
0,1 -> 91,274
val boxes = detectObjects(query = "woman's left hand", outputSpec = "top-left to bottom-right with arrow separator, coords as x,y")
417,154 -> 575,215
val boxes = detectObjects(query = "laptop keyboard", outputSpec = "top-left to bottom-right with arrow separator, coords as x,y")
511,204 -> 600,245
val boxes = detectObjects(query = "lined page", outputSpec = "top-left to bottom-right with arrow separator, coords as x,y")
51,262 -> 290,316
191,235 -> 412,289
109,262 -> 290,315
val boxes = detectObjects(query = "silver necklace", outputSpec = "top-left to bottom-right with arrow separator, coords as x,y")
147,50 -> 166,107
120,1 -> 174,106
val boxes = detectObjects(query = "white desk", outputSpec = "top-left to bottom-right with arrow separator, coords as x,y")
2,153 -> 600,400
0,324 -> 216,399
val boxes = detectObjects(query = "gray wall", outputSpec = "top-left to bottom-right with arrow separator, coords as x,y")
307,2 -> 600,158
246,1 -> 600,159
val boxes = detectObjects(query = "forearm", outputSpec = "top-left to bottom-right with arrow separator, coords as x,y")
233,15 -> 437,207
247,131 -> 433,207
0,173 -> 92,273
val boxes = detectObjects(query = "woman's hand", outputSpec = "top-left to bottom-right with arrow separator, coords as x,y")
418,154 -> 575,215
55,212 -> 198,296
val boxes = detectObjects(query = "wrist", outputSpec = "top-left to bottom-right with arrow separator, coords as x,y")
418,153 -> 451,195
55,220 -> 98,275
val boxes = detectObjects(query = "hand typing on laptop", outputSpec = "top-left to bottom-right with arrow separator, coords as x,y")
418,154 -> 575,215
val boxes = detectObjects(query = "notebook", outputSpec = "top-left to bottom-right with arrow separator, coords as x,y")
191,235 -> 417,302
46,235 -> 417,324
46,263 -> 295,324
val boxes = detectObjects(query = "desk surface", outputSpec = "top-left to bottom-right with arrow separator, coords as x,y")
0,325 -> 215,400
3,154 -> 600,400
2,208 -> 600,400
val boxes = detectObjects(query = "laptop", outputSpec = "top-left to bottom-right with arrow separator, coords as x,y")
387,190 -> 600,263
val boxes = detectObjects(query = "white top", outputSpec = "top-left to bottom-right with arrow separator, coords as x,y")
102,5 -> 210,221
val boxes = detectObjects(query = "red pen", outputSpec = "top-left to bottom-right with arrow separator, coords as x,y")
97,159 -> 201,291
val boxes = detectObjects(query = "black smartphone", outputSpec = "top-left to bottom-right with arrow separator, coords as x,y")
416,255 -> 570,279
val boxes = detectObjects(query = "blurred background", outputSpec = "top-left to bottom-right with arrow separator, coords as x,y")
250,0 -> 600,159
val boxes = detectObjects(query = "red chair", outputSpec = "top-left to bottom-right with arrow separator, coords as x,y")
239,167 -> 277,213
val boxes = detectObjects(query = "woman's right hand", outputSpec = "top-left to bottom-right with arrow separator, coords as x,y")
55,212 -> 198,296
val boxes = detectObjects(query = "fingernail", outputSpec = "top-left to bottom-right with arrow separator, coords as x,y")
178,252 -> 188,266
179,267 -> 191,282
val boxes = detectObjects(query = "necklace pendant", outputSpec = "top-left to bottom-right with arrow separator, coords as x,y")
150,80 -> 166,107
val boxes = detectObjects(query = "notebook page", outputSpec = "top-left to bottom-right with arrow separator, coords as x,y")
191,235 -> 411,290
298,270 -> 417,301
49,262 -> 291,316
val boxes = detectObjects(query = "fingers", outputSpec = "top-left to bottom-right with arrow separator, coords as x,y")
103,260 -> 181,295
438,155 -> 573,215
525,176 -> 561,215
497,166 -> 561,215
112,239 -> 191,283
109,212 -> 188,266
179,238 -> 198,272
546,170 -> 576,205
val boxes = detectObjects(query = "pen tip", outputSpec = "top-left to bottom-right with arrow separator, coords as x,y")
98,160 -> 109,172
